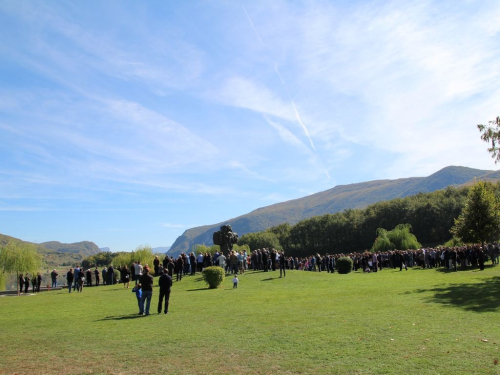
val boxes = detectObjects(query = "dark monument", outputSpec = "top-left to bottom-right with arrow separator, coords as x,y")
213,224 -> 238,255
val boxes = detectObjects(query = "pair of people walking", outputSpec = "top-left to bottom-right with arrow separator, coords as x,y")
132,267 -> 172,316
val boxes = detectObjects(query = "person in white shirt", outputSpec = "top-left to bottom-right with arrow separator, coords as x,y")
218,253 -> 226,269
134,261 -> 143,286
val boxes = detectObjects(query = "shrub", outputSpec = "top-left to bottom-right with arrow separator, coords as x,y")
202,266 -> 225,289
336,257 -> 353,274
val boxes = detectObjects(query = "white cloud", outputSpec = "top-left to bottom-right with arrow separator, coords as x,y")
212,76 -> 295,122
0,2 -> 205,91
263,115 -> 308,151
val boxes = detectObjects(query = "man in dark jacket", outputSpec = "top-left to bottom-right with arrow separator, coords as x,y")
279,251 -> 286,278
19,274 -> 24,294
189,252 -> 196,275
157,268 -> 173,314
50,269 -> 59,288
153,256 -> 160,276
107,265 -> 114,285
94,267 -> 100,286
262,250 -> 268,272
66,269 -> 74,293
139,267 -> 154,315
176,257 -> 184,281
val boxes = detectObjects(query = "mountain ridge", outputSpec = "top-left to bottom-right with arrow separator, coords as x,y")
168,166 -> 500,256
0,234 -> 101,267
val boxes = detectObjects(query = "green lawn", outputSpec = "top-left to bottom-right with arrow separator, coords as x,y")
1,266 -> 499,375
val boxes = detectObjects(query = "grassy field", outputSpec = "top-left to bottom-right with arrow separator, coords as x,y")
1,265 -> 499,375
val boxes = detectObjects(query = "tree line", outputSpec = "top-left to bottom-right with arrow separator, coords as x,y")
237,183 -> 500,257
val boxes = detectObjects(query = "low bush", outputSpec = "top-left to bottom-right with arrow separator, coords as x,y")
202,266 -> 225,289
336,257 -> 353,274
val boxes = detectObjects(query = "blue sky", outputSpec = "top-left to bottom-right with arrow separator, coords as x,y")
1,1 -> 499,252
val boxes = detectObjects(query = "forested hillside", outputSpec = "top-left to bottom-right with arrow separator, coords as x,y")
238,182 -> 500,256
170,166 -> 500,255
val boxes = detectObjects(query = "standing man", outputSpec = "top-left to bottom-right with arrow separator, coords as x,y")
19,274 -> 24,294
139,267 -> 154,316
157,268 -> 173,314
66,268 -> 74,293
218,252 -> 226,270
189,252 -> 196,275
176,257 -> 184,281
102,267 -> 107,286
372,253 -> 378,273
197,252 -> 204,272
24,274 -> 30,294
36,273 -> 42,292
94,267 -> 100,286
107,265 -> 114,285
167,258 -> 175,277
262,250 -> 268,272
86,268 -> 92,286
153,256 -> 160,277
50,269 -> 59,288
279,251 -> 286,278
271,250 -> 277,271
73,265 -> 80,291
134,261 -> 143,286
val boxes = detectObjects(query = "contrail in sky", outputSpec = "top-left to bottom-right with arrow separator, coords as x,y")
274,63 -> 316,151
242,5 -> 330,179
242,5 -> 264,45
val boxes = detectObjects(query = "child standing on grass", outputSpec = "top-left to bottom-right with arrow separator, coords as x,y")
132,284 -> 142,314
233,275 -> 239,289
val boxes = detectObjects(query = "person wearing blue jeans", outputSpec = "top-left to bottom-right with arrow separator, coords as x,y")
132,284 -> 142,314
138,267 -> 154,316
51,269 -> 58,288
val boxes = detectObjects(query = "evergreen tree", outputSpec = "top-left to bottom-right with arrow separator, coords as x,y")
451,181 -> 500,245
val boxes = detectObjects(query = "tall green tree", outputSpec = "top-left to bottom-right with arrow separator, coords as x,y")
451,181 -> 500,245
0,241 -> 43,295
237,231 -> 282,251
371,224 -> 421,252
478,116 -> 500,163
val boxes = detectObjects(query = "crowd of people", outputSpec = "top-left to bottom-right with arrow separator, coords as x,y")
17,243 -> 498,316
17,272 -> 43,294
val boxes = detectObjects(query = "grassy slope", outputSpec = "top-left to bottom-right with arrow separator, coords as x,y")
0,266 -> 499,375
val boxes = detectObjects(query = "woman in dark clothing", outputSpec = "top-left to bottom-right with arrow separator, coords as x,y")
19,274 -> 24,294
121,265 -> 131,289
24,274 -> 30,293
36,273 -> 42,292
31,275 -> 36,293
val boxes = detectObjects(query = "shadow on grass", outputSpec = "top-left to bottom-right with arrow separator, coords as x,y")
186,287 -> 211,292
412,276 -> 500,313
261,277 -> 278,281
433,264 -> 496,274
96,314 -> 146,321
